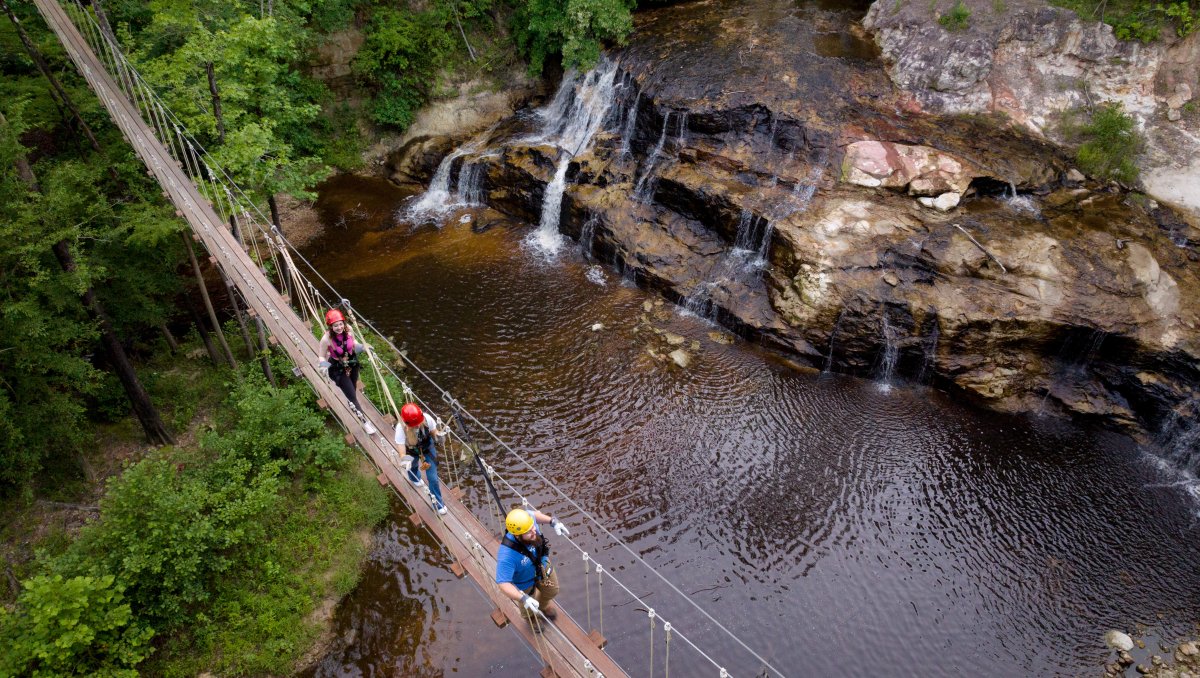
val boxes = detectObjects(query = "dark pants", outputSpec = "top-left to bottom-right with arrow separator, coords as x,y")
407,436 -> 445,508
328,364 -> 360,410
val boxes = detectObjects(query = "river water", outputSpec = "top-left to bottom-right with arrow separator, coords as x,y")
298,175 -> 1200,678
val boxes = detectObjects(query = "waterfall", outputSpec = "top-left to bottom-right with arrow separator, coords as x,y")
823,310 -> 845,372
533,159 -> 572,253
455,160 -> 485,205
633,111 -> 672,202
732,210 -> 772,271
683,280 -> 719,320
620,92 -> 639,159
404,145 -> 475,220
915,321 -> 939,383
580,215 -> 599,258
877,309 -> 900,387
526,59 -> 621,255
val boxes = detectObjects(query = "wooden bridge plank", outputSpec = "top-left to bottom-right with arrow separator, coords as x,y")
30,3 -> 630,675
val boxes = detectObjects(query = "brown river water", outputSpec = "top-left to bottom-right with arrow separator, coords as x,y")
298,174 -> 1200,677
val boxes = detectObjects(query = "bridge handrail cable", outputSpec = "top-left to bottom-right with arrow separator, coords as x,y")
56,4 -> 785,675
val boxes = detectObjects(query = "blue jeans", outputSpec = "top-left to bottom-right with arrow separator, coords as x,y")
407,438 -> 445,509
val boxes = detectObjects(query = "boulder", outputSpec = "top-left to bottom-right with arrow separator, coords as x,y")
843,141 -> 981,196
1107,630 -> 1136,652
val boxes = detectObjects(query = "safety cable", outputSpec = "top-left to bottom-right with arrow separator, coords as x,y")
59,7 -> 782,675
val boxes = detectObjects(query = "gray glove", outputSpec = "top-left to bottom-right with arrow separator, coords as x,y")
318,360 -> 331,369
551,517 -> 570,537
520,593 -> 540,613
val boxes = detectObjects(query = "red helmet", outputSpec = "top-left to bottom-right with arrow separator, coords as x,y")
401,403 -> 424,427
325,309 -> 345,326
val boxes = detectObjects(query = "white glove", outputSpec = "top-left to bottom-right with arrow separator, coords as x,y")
399,456 -> 413,473
551,517 -> 570,538
520,593 -> 540,614
433,417 -> 449,438
318,360 -> 331,369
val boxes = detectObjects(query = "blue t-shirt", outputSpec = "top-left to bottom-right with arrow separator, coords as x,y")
495,526 -> 546,591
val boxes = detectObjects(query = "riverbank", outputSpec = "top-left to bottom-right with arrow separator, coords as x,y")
0,334 -> 390,677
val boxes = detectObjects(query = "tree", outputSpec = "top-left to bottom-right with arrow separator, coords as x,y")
512,0 -> 635,74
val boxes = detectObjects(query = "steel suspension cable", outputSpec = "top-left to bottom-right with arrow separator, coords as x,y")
60,9 -> 783,674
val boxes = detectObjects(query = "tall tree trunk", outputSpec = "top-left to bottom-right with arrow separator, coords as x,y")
186,295 -> 221,366
159,323 -> 179,353
52,241 -> 175,445
266,194 -> 293,300
2,0 -> 104,158
3,111 -> 172,445
180,233 -> 237,369
255,318 -> 277,388
88,0 -> 116,44
205,61 -> 225,144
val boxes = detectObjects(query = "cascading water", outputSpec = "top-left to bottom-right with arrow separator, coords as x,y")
526,59 -> 621,256
580,215 -> 600,258
824,310 -> 845,373
633,111 -> 672,202
732,210 -> 772,271
454,160 -> 485,205
404,145 -> 476,221
620,92 -> 639,159
877,309 -> 900,388
915,322 -> 939,383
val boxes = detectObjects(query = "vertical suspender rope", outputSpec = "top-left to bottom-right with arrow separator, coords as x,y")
663,621 -> 672,678
649,607 -> 656,678
345,304 -> 402,425
583,552 -> 593,632
450,405 -> 507,519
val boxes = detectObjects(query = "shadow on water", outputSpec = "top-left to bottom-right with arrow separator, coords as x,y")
299,172 -> 1200,677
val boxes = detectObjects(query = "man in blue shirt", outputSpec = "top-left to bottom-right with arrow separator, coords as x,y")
496,508 -> 571,624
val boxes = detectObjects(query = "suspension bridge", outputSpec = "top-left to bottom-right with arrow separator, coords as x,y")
27,1 -> 787,675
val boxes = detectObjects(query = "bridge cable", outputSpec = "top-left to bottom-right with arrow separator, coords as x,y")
58,7 -> 782,674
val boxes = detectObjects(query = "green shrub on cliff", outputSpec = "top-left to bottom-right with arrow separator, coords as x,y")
513,0 -> 636,74
938,0 -> 972,30
1070,102 -> 1142,184
1051,0 -> 1198,42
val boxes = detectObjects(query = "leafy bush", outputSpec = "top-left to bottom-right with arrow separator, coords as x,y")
1073,102 -> 1141,184
1051,0 -> 1197,42
938,0 -> 972,30
0,574 -> 154,677
354,6 -> 455,129
513,0 -> 635,74
206,371 -> 349,478
56,450 -> 284,629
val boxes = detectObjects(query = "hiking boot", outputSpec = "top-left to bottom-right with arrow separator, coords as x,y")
363,420 -> 378,436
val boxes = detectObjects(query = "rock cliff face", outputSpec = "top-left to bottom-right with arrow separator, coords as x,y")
392,0 -> 1200,455
861,0 -> 1200,216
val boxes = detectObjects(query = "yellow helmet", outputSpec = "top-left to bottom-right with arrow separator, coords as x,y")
505,509 -> 534,535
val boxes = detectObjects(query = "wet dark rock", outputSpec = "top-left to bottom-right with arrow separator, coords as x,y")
410,0 -> 1200,449
387,136 -> 459,186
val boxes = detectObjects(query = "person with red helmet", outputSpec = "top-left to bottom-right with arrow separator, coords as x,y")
319,309 -> 376,436
394,402 -> 449,514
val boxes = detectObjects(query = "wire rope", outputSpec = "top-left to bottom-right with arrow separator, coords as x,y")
56,9 -> 783,674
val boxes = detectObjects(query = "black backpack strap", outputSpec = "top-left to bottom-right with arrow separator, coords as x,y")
501,534 -> 546,583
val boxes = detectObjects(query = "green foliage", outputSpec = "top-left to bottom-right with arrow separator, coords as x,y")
204,370 -> 349,478
512,0 -> 635,74
57,448 -> 284,628
1050,0 -> 1198,42
150,469 -> 389,677
125,3 -> 331,201
938,0 -> 972,30
0,573 -> 154,677
1068,102 -> 1142,184
354,5 -> 455,129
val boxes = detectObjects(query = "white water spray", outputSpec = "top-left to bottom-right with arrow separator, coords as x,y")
525,59 -> 621,256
